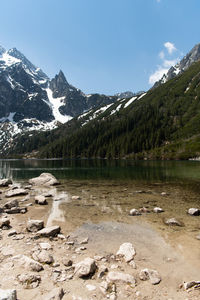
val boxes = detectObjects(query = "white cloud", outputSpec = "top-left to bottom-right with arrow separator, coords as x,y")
159,51 -> 165,59
156,0 -> 161,2
149,42 -> 180,85
164,42 -> 177,54
149,67 -> 168,85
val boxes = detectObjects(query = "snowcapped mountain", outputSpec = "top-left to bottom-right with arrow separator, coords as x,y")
0,45 -> 119,154
154,43 -> 200,87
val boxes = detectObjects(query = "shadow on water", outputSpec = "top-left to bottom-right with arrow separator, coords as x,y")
1,159 -> 200,186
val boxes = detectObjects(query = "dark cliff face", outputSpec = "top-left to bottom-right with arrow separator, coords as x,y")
153,43 -> 200,88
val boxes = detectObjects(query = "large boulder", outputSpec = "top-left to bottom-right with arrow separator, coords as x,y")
106,271 -> 136,286
139,268 -> 161,285
5,189 -> 28,198
0,289 -> 17,300
35,226 -> 61,238
27,220 -> 44,232
0,179 -> 12,187
29,173 -> 59,186
116,242 -> 136,262
74,257 -> 97,278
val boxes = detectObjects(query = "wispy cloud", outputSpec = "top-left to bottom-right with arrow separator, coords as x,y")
149,42 -> 181,85
164,42 -> 177,54
156,0 -> 161,2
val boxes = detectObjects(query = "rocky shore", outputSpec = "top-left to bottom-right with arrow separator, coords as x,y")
0,173 -> 200,300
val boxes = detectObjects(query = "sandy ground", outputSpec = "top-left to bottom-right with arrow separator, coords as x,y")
0,179 -> 200,299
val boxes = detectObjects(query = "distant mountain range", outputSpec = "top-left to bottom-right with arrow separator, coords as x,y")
1,42 -> 200,159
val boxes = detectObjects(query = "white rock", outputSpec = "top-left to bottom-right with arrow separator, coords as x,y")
72,196 -> 81,200
32,250 -> 54,264
35,195 -> 47,205
129,208 -> 141,216
5,188 -> 28,198
39,242 -> 52,250
116,242 -> 136,262
153,207 -> 164,213
139,268 -> 161,285
188,208 -> 200,216
0,289 -> 17,300
27,219 -> 44,232
183,280 -> 200,290
86,284 -> 96,291
35,225 -> 60,237
106,271 -> 136,286
29,173 -> 59,186
165,218 -> 183,226
74,257 -> 97,278
7,229 -> 17,237
0,217 -> 10,228
1,246 -> 15,257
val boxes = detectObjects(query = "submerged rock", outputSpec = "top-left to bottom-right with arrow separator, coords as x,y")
116,242 -> 136,262
29,173 -> 59,186
0,289 -> 17,300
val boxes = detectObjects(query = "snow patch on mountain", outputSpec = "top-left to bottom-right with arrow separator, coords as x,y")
46,88 -> 72,123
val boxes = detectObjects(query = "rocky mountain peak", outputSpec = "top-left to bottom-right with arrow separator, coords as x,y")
153,42 -> 200,88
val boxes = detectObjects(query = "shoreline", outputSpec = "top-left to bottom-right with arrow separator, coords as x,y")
0,175 -> 200,299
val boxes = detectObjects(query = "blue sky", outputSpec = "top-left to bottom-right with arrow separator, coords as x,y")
0,0 -> 200,94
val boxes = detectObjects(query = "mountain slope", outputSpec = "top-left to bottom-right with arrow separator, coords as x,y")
30,60 -> 200,160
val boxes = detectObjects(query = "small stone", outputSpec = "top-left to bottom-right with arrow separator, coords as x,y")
63,259 -> 73,267
27,220 -> 44,232
86,284 -> 96,291
0,217 -> 10,228
183,280 -> 200,290
43,287 -> 65,300
3,199 -> 19,209
12,234 -> 24,240
0,179 -> 12,187
35,226 -> 61,238
139,207 -> 149,213
0,289 -> 17,300
129,260 -> 137,269
196,234 -> 200,240
165,218 -> 183,226
35,195 -> 47,205
80,237 -> 89,244
116,242 -> 136,262
12,254 -> 43,272
98,265 -> 108,278
32,250 -> 54,264
129,209 -> 141,216
153,207 -> 164,213
5,188 -> 28,198
1,246 -> 15,256
17,273 -> 41,289
74,257 -> 97,278
139,268 -> 161,285
72,196 -> 81,200
107,271 -> 136,286
57,234 -> 66,240
39,242 -> 52,250
161,192 -> 168,196
8,229 -> 17,237
188,208 -> 200,216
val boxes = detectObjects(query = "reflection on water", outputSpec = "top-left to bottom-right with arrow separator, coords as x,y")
1,159 -> 200,183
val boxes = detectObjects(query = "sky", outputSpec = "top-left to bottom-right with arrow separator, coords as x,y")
0,0 -> 200,95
